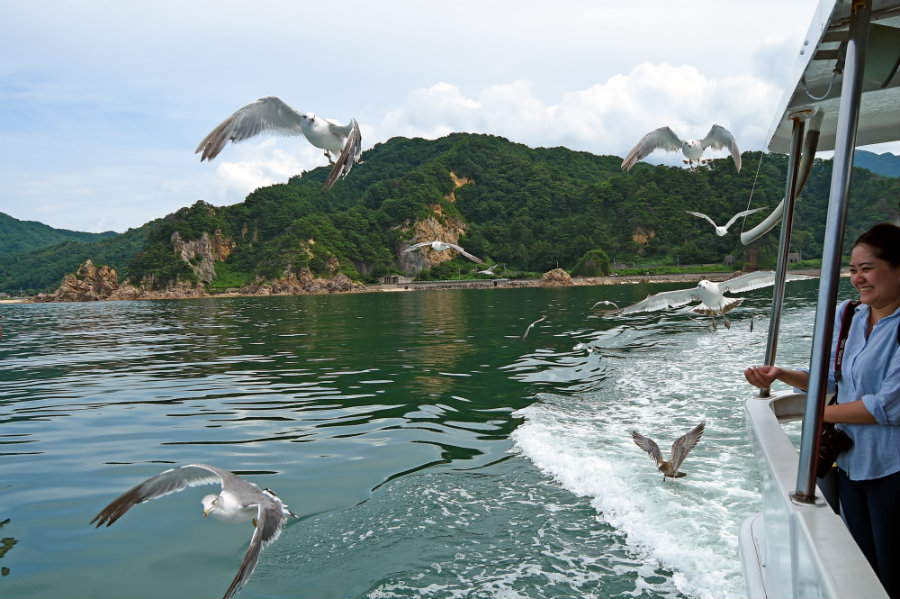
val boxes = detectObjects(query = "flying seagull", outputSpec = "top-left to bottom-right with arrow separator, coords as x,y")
591,300 -> 619,310
475,263 -> 501,276
521,315 -> 547,340
685,207 -> 766,237
195,96 -> 362,191
618,271 -> 811,329
632,420 -> 706,482
91,463 -> 297,599
404,240 -> 485,265
621,125 -> 741,172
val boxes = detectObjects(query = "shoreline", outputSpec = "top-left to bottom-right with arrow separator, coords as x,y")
1,269 -> 824,304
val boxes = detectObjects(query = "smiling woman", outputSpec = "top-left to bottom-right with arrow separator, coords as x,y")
744,222 -> 900,598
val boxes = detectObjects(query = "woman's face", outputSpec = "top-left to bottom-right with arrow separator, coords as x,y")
849,243 -> 900,311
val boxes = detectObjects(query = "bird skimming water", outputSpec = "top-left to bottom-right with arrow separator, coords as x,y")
617,271 -> 811,329
91,463 -> 297,599
195,96 -> 362,191
685,207 -> 766,237
632,421 -> 706,482
621,125 -> 741,172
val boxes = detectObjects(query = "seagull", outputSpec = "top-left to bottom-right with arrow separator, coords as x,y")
91,463 -> 297,599
618,271 -> 811,329
522,315 -> 547,340
685,207 -> 766,237
591,300 -> 619,310
404,240 -> 485,264
475,263 -> 501,276
195,96 -> 362,191
621,125 -> 741,172
632,421 -> 706,482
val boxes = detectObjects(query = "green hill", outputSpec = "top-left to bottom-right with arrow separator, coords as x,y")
1,133 -> 898,295
0,212 -> 117,256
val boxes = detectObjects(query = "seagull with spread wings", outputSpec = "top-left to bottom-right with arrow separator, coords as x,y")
685,207 -> 766,237
617,271 -> 811,329
195,96 -> 362,191
91,463 -> 297,599
404,240 -> 485,265
621,124 -> 741,172
632,421 -> 706,482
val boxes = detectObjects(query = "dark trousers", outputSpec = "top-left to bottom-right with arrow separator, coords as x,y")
838,469 -> 900,599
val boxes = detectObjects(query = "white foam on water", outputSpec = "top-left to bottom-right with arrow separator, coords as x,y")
511,303 -> 817,599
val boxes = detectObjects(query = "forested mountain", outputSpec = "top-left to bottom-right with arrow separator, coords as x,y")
853,149 -> 900,178
0,212 -> 117,256
1,133 -> 898,295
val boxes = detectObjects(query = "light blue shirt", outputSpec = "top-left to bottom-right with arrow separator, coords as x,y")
828,300 -> 900,480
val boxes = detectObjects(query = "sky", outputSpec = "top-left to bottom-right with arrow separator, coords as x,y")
1,0 -> 896,234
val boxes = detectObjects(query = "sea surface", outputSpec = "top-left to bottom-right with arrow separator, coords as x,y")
0,277 -> 842,599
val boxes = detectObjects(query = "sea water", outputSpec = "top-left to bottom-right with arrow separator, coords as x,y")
0,277 -> 839,598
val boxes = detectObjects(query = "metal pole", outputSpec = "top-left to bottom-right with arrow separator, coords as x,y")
793,0 -> 871,503
760,115 -> 805,397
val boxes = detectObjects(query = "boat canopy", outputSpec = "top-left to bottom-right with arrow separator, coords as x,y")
767,0 -> 900,153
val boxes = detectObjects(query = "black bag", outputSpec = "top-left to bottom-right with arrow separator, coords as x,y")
816,420 -> 853,479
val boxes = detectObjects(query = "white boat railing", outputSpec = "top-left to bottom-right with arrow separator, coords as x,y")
740,392 -> 888,599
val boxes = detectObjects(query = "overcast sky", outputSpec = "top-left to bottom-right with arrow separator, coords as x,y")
1,0 -> 895,233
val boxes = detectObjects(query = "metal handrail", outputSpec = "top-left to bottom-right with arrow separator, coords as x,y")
793,0 -> 871,503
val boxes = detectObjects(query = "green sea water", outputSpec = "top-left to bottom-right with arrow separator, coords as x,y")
0,278 -> 835,598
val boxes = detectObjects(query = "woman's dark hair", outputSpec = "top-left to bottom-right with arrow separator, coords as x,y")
853,223 -> 900,267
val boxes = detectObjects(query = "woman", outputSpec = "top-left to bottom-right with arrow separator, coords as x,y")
744,222 -> 900,599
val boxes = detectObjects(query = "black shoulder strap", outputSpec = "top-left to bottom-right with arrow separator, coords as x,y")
834,300 -> 860,382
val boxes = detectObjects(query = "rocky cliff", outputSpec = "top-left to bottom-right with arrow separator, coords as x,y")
31,259 -> 365,302
397,172 -> 476,274
172,229 -> 235,284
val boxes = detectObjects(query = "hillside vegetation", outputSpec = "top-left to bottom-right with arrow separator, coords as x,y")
1,133 -> 897,295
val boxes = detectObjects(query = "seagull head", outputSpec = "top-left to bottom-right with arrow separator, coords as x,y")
201,494 -> 221,518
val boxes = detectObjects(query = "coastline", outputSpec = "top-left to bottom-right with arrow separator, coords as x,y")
2,268 -> 824,304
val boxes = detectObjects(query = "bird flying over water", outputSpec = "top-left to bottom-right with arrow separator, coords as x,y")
621,125 -> 741,172
685,207 -> 766,237
617,271 -> 811,329
591,300 -> 619,310
404,240 -> 485,264
522,315 -> 547,340
475,263 -> 501,276
195,96 -> 362,191
632,421 -> 706,482
91,463 -> 297,599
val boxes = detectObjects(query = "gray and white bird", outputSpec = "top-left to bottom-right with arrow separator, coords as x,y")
632,420 -> 706,482
91,463 -> 297,599
621,125 -> 741,172
404,240 -> 485,264
195,96 -> 362,191
618,271 -> 811,329
685,207 -> 766,237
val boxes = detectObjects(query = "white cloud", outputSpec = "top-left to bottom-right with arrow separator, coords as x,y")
374,62 -> 781,165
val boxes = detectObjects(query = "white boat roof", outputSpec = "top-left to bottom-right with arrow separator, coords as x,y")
767,0 -> 900,153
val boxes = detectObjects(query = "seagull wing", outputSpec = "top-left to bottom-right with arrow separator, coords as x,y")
90,464 -> 226,527
700,124 -> 741,172
222,499 -> 287,599
668,420 -> 706,473
322,118 -> 362,191
721,207 -> 765,231
621,126 -> 683,171
195,96 -> 308,161
632,431 -> 664,465
445,242 -> 485,265
718,271 -> 779,294
621,287 -> 700,314
404,241 -> 432,252
685,210 -> 719,228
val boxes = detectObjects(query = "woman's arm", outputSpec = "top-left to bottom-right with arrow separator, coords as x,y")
824,399 -> 877,424
744,365 -> 810,391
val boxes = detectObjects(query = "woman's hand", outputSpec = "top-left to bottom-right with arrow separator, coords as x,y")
744,365 -> 783,389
